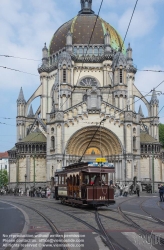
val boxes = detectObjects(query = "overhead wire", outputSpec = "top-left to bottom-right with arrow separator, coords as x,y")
60,0 -> 104,110
0,54 -> 41,61
0,66 -> 39,77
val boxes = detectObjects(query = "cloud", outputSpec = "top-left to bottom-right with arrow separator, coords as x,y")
118,7 -> 157,39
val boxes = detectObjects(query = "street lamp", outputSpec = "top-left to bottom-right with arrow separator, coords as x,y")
24,174 -> 27,194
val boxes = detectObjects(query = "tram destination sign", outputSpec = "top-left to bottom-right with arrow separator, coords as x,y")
96,158 -> 106,163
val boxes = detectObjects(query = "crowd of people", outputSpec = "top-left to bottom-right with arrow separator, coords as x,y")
112,182 -> 142,197
1,182 -> 164,202
0,186 -> 52,198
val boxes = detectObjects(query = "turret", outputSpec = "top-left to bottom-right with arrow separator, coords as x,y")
138,105 -> 144,118
126,43 -> 133,65
28,105 -> 34,118
42,43 -> 49,65
150,89 -> 159,117
17,87 -> 26,141
104,31 -> 111,54
66,30 -> 73,53
17,87 -> 26,116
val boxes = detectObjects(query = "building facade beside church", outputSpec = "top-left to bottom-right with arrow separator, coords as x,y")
8,0 -> 164,189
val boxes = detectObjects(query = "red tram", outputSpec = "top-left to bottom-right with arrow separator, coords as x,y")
55,162 -> 115,207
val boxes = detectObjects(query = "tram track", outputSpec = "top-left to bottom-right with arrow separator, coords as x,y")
1,197 -> 126,250
1,200 -> 69,250
118,199 -> 164,246
139,199 -> 164,226
95,210 -> 125,250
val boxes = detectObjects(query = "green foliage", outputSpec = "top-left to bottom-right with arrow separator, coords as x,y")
0,169 -> 8,187
159,123 -> 164,148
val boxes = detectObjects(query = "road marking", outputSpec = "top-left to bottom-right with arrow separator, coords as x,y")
22,232 -> 50,250
64,232 -> 81,250
122,232 -> 157,250
94,234 -> 109,250
122,210 -> 156,221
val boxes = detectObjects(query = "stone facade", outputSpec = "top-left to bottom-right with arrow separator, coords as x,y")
8,1 -> 163,190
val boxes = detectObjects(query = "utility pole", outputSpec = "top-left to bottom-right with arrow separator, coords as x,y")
0,162 -> 2,188
152,147 -> 154,193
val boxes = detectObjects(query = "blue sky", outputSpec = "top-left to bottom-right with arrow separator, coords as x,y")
0,0 -> 164,152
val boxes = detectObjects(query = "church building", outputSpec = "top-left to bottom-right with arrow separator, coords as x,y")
8,0 -> 164,189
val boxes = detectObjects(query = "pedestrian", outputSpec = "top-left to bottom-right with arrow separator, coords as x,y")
136,182 -> 140,197
120,185 -> 123,196
158,184 -> 164,202
123,185 -> 129,197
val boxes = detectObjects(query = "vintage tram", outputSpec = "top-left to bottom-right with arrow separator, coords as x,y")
55,161 -> 115,207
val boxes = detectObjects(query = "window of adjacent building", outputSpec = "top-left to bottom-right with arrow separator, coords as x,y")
5,165 -> 7,169
63,69 -> 66,82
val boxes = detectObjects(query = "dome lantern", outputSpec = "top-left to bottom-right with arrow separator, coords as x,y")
79,0 -> 94,14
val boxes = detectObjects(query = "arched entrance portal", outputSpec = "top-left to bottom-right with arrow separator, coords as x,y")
66,126 -> 122,161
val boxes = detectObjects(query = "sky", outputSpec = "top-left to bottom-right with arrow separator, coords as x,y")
0,0 -> 164,152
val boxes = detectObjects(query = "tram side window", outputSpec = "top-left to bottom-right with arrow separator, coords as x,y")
55,177 -> 58,186
62,176 -> 65,185
83,174 -> 89,184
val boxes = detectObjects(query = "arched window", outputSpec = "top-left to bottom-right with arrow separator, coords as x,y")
63,69 -> 66,82
88,47 -> 92,56
73,46 -> 77,54
133,128 -> 136,133
94,46 -> 98,56
79,46 -> 83,56
51,136 -> 55,150
133,137 -> 136,149
84,46 -> 87,56
51,127 -> 54,134
99,47 -> 104,56
120,69 -> 123,83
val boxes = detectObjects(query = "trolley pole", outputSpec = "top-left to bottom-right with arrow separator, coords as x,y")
152,148 -> 154,193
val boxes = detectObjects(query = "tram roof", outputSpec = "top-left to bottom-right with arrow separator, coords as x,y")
55,162 -> 115,175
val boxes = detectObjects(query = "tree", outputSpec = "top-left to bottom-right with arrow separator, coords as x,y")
159,123 -> 164,148
0,169 -> 8,187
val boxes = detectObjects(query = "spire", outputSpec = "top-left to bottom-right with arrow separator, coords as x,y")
126,43 -> 133,65
150,88 -> 159,104
138,105 -> 144,117
17,87 -> 26,104
79,0 -> 94,14
104,31 -> 111,54
42,42 -> 49,65
28,105 -> 34,118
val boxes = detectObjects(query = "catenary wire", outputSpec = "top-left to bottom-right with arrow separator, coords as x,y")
0,54 -> 41,61
0,66 -> 39,77
59,0 -> 104,110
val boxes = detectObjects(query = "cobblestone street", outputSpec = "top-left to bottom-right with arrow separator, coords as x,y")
0,193 -> 164,250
